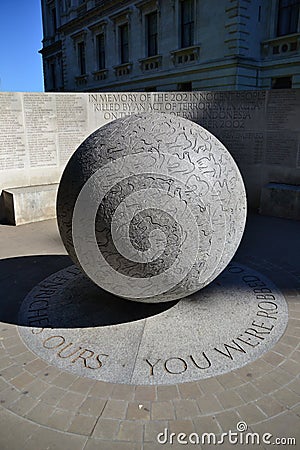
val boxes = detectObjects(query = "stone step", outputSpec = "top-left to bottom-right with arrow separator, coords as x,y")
1,183 -> 58,225
260,183 -> 300,220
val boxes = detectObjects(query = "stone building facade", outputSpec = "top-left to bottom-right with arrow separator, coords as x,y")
40,0 -> 300,92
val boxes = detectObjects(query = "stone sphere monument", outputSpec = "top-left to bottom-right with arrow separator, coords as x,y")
57,113 -> 247,303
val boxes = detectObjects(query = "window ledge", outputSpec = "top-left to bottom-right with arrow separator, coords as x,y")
170,45 -> 200,65
113,63 -> 133,77
93,69 -> 108,81
139,55 -> 162,71
75,74 -> 89,85
262,33 -> 300,57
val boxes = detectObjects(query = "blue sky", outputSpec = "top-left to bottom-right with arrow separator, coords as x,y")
0,1 -> 44,92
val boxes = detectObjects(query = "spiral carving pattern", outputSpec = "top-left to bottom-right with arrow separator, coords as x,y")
57,113 -> 247,303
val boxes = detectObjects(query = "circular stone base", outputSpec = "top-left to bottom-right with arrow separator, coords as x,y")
18,263 -> 288,385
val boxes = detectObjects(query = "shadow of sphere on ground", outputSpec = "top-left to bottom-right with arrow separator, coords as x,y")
0,256 -> 178,328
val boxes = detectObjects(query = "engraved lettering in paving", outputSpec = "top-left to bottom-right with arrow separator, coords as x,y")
18,263 -> 288,385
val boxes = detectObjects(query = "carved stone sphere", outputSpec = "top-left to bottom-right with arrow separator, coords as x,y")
57,113 -> 247,303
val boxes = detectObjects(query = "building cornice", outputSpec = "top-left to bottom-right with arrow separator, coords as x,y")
58,0 -> 133,34
39,39 -> 62,56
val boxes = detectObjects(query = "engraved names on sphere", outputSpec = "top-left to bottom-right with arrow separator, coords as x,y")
57,113 -> 247,303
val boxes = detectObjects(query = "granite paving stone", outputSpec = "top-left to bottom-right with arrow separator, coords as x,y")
197,378 -> 224,394
279,359 -> 300,376
85,440 -> 141,450
116,420 -> 144,441
173,399 -> 200,419
25,400 -> 56,425
197,393 -> 223,414
287,378 -> 300,395
0,364 -> 23,380
46,409 -> 76,431
216,390 -> 244,409
0,377 -> 9,392
237,402 -> 267,424
111,384 -> 135,401
56,391 -> 86,410
0,387 -> 22,406
251,413 -> 300,443
272,340 -> 294,358
91,418 -> 120,440
291,403 -> 300,416
23,378 -> 50,398
254,397 -> 285,417
0,356 -> 13,371
38,365 -> 62,382
290,350 -> 300,362
4,344 -> 28,357
9,371 -> 35,390
156,385 -> 179,401
254,376 -> 282,394
215,409 -> 242,431
8,395 -> 38,416
267,367 -> 294,386
3,337 -> 22,348
144,444 -> 188,450
78,396 -> 107,416
68,377 -> 96,395
193,415 -> 221,434
101,399 -> 128,419
13,352 -> 37,366
39,385 -> 66,406
216,372 -> 245,389
234,382 -> 262,402
168,419 -> 195,434
88,380 -> 114,398
22,358 -> 49,374
151,401 -> 176,420
68,414 -> 98,435
280,334 -> 299,347
51,371 -> 78,389
178,382 -> 202,399
134,385 -> 156,402
23,426 -> 87,450
272,387 -> 300,408
262,351 -> 286,366
126,402 -> 151,420
0,408 -> 40,450
144,420 -> 168,442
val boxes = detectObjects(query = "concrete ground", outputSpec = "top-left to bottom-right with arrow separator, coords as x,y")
0,213 -> 299,449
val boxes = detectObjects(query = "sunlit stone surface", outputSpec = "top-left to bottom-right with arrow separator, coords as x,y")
57,113 -> 247,303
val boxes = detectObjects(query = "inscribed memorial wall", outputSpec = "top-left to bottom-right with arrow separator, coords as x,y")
0,90 -> 299,208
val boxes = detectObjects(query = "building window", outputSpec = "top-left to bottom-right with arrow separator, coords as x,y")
146,11 -> 158,57
272,76 -> 292,88
77,41 -> 86,75
96,33 -> 105,70
180,0 -> 194,48
50,7 -> 57,35
50,63 -> 56,90
277,0 -> 300,36
119,23 -> 129,64
178,81 -> 192,91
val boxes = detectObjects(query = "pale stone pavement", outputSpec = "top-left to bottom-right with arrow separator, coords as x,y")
0,214 -> 299,449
